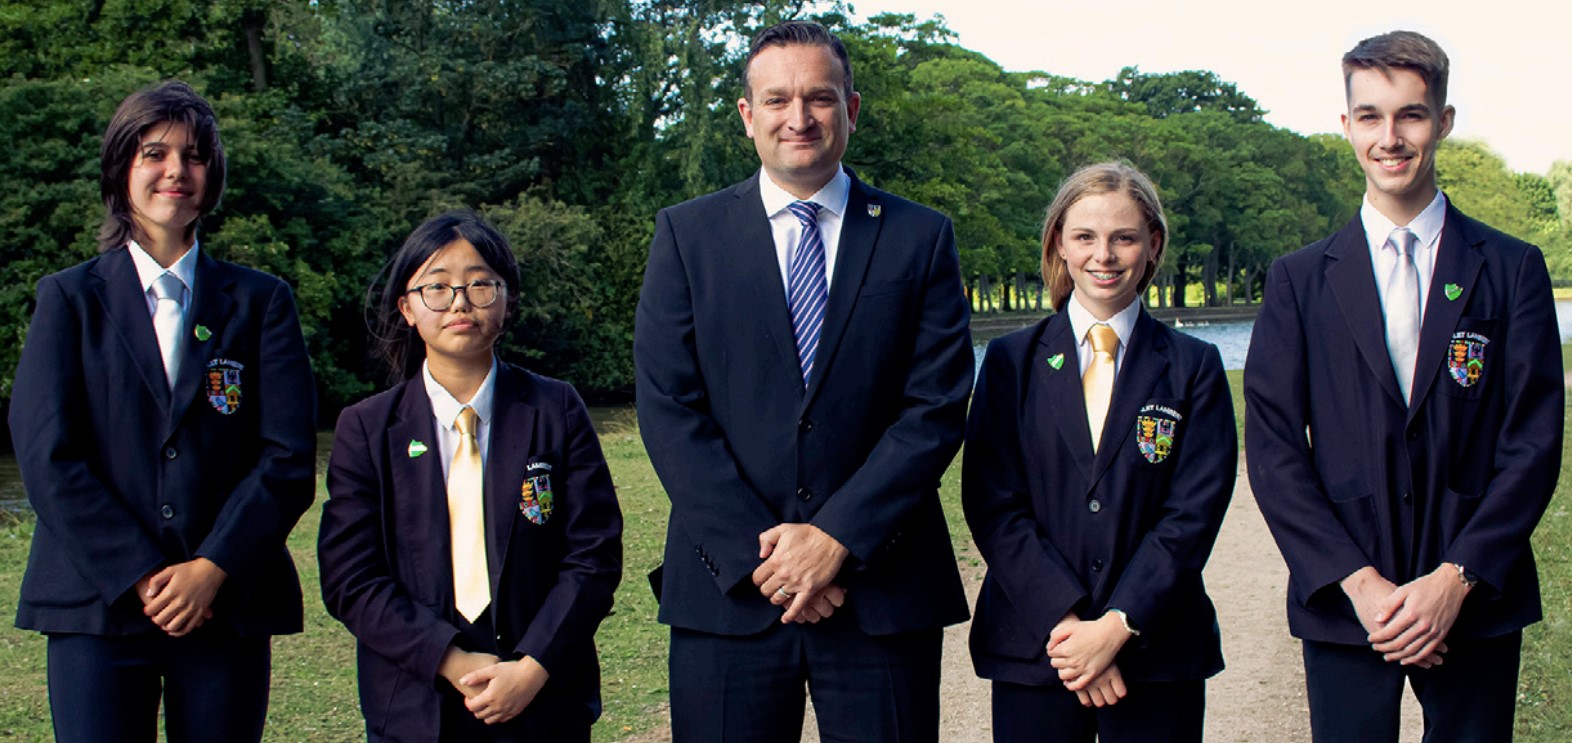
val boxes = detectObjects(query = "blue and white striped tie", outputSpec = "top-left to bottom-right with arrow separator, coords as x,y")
786,201 -> 827,385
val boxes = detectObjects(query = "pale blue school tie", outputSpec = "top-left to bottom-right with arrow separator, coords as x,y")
151,271 -> 186,391
786,201 -> 827,385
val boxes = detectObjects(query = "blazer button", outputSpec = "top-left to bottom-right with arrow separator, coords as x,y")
797,487 -> 813,502
1402,491 -> 1413,503
1088,499 -> 1102,513
798,417 -> 814,432
163,447 -> 178,460
1092,559 -> 1103,572
160,504 -> 175,519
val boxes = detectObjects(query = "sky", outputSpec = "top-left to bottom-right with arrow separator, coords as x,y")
847,0 -> 1572,175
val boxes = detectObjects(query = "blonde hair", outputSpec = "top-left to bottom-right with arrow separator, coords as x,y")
1040,162 -> 1168,313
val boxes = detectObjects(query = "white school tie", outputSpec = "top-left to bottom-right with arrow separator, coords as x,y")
152,272 -> 186,391
1384,228 -> 1421,404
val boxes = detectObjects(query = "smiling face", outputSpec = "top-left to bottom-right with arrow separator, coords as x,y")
397,238 -> 508,368
127,121 -> 208,246
1342,67 -> 1454,223
1054,191 -> 1162,320
738,43 -> 861,199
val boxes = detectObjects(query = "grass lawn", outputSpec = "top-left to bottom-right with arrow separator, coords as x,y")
0,366 -> 1569,740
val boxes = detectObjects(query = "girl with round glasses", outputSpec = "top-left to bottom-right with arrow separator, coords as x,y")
319,209 -> 623,742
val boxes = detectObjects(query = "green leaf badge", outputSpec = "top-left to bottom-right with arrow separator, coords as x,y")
1444,283 -> 1462,301
1047,353 -> 1065,370
193,324 -> 212,341
408,440 -> 428,458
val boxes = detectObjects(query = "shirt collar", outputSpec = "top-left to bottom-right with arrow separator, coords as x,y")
128,239 -> 200,295
422,356 -> 499,430
758,165 -> 851,219
1361,190 -> 1446,253
1066,292 -> 1140,348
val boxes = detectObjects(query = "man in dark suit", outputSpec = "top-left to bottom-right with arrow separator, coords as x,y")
9,81 -> 318,742
1245,30 -> 1563,741
634,19 -> 973,743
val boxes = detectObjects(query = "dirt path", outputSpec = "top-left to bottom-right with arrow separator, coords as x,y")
630,457 -> 1425,741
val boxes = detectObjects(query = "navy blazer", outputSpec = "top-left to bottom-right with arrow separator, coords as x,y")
9,247 -> 317,636
964,309 -> 1235,685
634,169 -> 973,636
318,362 -> 623,743
1245,201 -> 1563,645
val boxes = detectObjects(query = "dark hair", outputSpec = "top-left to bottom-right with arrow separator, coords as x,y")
1342,30 -> 1450,109
1041,162 -> 1168,313
742,20 -> 854,101
369,210 -> 521,381
98,80 -> 227,251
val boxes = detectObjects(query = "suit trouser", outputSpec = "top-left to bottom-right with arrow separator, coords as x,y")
1302,632 -> 1521,743
46,629 -> 270,743
669,616 -> 942,743
991,677 -> 1204,743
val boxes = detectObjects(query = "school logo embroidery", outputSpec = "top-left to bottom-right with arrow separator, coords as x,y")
204,358 -> 243,415
520,462 -> 554,525
1448,331 -> 1489,388
1134,404 -> 1183,464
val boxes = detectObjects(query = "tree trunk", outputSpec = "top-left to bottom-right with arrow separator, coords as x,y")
243,11 -> 269,92
1226,243 -> 1235,305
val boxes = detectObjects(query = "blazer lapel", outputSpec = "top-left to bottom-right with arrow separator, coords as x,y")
1406,204 -> 1484,422
1325,217 -> 1406,407
1088,309 -> 1168,490
730,175 -> 801,384
485,365 -> 537,596
1034,314 -> 1095,483
91,249 -> 171,409
804,174 -> 881,408
386,382 -> 450,607
168,251 -> 236,433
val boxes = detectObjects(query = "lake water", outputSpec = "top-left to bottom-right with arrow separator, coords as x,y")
6,300 -> 1572,512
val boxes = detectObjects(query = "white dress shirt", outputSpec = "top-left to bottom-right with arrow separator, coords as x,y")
1066,293 -> 1141,377
128,239 -> 199,317
758,166 -> 851,294
1363,191 -> 1446,322
423,357 -> 498,481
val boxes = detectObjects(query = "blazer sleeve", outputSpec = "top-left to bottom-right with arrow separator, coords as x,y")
195,279 -> 317,579
319,404 -> 460,684
1106,344 -> 1236,628
9,274 -> 166,602
514,382 -> 624,674
962,337 -> 1087,642
1445,246 -> 1562,594
808,218 -> 974,563
1245,259 -> 1372,600
634,208 -> 785,592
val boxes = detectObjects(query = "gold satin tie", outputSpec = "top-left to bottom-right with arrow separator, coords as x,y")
1083,323 -> 1119,453
448,407 -> 491,622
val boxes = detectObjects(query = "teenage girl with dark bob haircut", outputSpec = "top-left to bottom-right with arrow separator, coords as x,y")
9,79 -> 318,742
319,210 -> 623,742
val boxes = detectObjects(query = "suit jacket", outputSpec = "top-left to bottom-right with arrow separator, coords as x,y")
9,247 -> 316,636
633,169 -> 973,636
1245,201 -> 1563,644
963,309 -> 1235,685
318,363 -> 623,743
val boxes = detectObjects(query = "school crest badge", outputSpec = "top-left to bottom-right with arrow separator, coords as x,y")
1134,404 -> 1183,464
204,358 -> 244,415
520,462 -> 554,525
1448,331 -> 1489,388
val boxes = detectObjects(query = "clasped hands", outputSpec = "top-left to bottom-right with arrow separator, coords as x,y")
439,648 -> 550,726
751,523 -> 849,624
1047,611 -> 1134,708
135,557 -> 226,637
1342,564 -> 1471,668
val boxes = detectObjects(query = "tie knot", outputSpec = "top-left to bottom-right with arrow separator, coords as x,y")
787,200 -> 822,226
455,406 -> 479,437
153,272 -> 185,301
1388,228 -> 1418,257
1088,323 -> 1119,355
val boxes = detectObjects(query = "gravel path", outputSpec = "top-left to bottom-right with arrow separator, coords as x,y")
630,456 -> 1425,741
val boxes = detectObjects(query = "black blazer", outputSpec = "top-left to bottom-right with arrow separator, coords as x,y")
964,309 -> 1235,685
318,363 -> 623,743
634,169 -> 974,636
1245,201 -> 1563,645
9,247 -> 317,636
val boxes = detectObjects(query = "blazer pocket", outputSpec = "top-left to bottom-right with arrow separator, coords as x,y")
1327,485 -> 1380,560
1438,317 -> 1496,400
1437,484 -> 1486,542
858,278 -> 914,298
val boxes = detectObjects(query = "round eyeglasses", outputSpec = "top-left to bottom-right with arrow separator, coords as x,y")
406,279 -> 506,311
